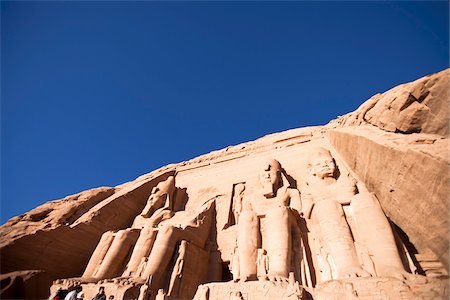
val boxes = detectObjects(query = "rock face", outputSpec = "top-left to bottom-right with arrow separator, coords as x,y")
1,69 -> 448,300
331,69 -> 449,136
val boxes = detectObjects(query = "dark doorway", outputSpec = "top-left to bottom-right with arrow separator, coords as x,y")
221,262 -> 233,282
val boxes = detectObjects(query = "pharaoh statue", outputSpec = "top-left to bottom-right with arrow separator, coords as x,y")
82,176 -> 176,280
236,158 -> 303,282
301,147 -> 415,281
124,176 -> 177,277
81,174 -> 216,300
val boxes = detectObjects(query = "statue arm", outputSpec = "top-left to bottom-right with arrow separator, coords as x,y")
300,192 -> 314,219
288,189 -> 302,214
336,175 -> 358,205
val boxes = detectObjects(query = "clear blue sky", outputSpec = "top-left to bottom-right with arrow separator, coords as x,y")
1,1 -> 448,224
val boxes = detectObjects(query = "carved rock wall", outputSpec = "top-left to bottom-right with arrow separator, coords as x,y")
331,69 -> 449,136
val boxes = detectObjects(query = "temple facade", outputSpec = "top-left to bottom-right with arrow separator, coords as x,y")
1,69 -> 449,299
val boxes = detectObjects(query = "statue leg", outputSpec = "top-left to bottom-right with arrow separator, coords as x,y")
142,226 -> 179,287
94,229 -> 140,279
123,226 -> 157,277
352,192 -> 407,277
265,206 -> 292,279
237,210 -> 259,281
315,200 -> 369,279
82,231 -> 115,278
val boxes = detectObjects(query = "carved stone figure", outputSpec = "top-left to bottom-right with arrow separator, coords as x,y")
237,201 -> 259,281
301,148 -> 369,279
132,176 -> 176,229
231,245 -> 240,282
137,282 -> 150,300
135,257 -> 148,278
83,176 -> 176,280
232,183 -> 245,224
155,289 -> 167,300
237,159 -> 302,282
257,249 -> 269,281
301,147 -> 415,281
123,176 -> 177,277
168,240 -> 188,297
78,175 -> 216,300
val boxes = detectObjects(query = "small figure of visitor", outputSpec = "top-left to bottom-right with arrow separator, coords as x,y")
65,285 -> 82,300
91,286 -> 106,300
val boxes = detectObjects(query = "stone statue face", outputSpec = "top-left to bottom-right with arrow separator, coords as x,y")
311,154 -> 336,179
148,185 -> 165,205
259,160 -> 281,188
259,159 -> 282,198
148,176 -> 175,206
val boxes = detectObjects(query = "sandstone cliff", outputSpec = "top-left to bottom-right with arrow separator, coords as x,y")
1,69 -> 448,299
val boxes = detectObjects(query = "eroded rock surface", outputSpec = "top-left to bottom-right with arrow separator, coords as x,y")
330,69 -> 449,136
1,69 -> 448,299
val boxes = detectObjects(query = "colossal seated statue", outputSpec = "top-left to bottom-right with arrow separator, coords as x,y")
301,147 -> 415,281
80,174 -> 215,300
236,158 -> 303,282
123,176 -> 176,277
82,176 -> 176,280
